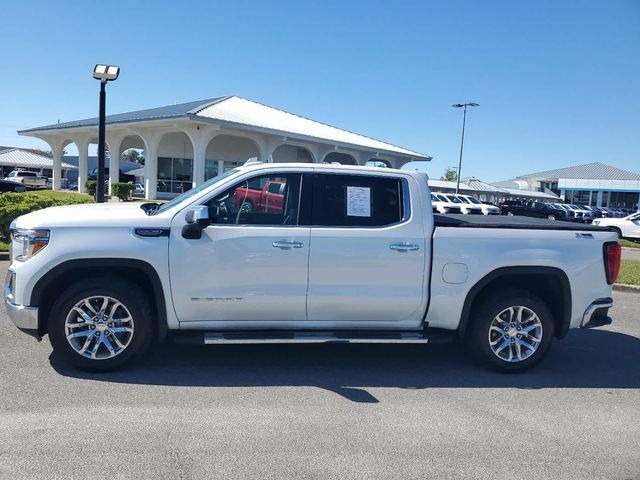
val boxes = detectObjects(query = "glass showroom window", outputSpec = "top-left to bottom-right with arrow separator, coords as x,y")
158,157 -> 193,194
205,160 -> 218,181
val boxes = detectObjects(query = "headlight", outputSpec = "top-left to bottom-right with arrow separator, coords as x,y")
10,228 -> 50,262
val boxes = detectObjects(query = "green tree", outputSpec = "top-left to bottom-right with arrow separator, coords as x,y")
121,149 -> 144,165
441,167 -> 458,181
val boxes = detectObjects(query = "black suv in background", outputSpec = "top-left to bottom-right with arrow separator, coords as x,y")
499,200 -> 568,220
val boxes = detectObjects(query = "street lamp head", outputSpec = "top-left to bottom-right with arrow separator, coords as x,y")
452,102 -> 479,108
93,64 -> 120,82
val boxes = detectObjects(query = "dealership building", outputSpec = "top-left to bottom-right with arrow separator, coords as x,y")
18,96 -> 430,199
491,162 -> 640,210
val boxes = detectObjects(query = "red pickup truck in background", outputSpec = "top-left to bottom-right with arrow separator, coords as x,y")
234,180 -> 285,213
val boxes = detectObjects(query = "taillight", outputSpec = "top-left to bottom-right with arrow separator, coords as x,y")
603,242 -> 621,285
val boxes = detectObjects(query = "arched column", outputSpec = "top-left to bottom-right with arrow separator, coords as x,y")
39,135 -> 67,191
69,135 -> 92,193
131,128 -> 161,200
182,124 -> 219,188
106,132 -> 128,196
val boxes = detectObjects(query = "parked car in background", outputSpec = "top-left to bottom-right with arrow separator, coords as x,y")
569,204 -> 593,223
580,206 -> 604,218
457,194 -> 501,215
440,193 -> 483,215
553,204 -> 582,222
593,211 -> 640,240
0,179 -> 27,193
4,170 -> 47,188
234,178 -> 286,213
88,168 -> 136,183
504,201 -> 569,220
134,183 -> 145,195
431,193 -> 462,214
5,162 -> 619,373
498,200 -> 525,216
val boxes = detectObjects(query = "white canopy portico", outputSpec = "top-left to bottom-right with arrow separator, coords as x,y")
19,96 -> 430,199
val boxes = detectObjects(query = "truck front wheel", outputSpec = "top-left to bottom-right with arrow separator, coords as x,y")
48,276 -> 154,370
467,289 -> 555,372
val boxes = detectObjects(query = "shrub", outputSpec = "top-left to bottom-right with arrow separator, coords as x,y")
85,180 -> 97,196
112,182 -> 134,202
0,192 -> 92,238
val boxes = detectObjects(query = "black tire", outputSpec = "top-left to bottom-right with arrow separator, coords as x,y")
467,288 -> 555,373
240,201 -> 253,213
48,275 -> 154,371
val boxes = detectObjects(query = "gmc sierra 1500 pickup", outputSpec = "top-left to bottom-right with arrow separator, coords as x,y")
5,163 -> 621,372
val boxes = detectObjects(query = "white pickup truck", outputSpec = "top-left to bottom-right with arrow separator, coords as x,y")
4,163 -> 621,372
4,170 -> 47,188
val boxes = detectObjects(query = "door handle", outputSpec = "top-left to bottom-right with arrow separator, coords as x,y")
389,243 -> 419,252
272,241 -> 304,249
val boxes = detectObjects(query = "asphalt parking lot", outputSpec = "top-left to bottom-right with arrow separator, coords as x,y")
0,261 -> 639,480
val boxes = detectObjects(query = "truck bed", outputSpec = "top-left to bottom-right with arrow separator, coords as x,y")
433,214 -> 612,232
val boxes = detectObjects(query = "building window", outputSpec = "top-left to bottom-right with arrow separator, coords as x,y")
205,160 -> 218,181
158,157 -> 193,194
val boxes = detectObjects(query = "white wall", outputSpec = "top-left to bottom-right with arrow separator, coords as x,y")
158,132 -> 194,159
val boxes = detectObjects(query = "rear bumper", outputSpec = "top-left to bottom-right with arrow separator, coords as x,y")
581,298 -> 613,328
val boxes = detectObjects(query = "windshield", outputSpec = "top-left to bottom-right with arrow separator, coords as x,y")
457,196 -> 472,204
466,196 -> 482,204
445,195 -> 463,204
154,169 -> 241,214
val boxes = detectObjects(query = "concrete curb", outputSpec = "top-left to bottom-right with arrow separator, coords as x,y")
613,283 -> 640,294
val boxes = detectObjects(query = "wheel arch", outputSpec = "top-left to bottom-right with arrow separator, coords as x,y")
457,266 -> 572,339
31,258 -> 167,341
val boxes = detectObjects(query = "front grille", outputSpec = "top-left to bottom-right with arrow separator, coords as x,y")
468,209 -> 483,215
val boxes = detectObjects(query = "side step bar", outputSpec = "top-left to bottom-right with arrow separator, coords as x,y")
172,329 -> 456,345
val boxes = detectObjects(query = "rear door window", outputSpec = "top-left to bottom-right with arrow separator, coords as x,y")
311,173 -> 404,227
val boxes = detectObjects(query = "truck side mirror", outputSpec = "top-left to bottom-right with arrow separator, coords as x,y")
182,206 -> 211,239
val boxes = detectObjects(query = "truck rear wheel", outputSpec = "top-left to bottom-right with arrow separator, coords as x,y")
48,276 -> 154,371
467,289 -> 555,372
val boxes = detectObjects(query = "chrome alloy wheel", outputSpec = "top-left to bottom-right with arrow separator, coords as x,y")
488,306 -> 543,363
64,296 -> 134,360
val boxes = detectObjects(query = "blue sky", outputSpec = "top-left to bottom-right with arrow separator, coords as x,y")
0,0 -> 638,182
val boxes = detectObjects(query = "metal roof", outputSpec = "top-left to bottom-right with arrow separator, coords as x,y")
517,162 -> 640,181
193,96 -> 427,158
19,96 -> 429,160
428,179 -> 475,192
19,97 -> 229,133
428,177 -> 558,199
0,148 -> 76,170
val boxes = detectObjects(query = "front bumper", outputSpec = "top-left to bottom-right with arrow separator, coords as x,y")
4,270 -> 39,334
581,298 -> 613,329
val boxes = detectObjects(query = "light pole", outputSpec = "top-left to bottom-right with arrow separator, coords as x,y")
92,64 -> 120,203
452,102 -> 479,193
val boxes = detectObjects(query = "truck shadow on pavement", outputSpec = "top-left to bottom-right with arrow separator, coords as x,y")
50,329 -> 640,403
